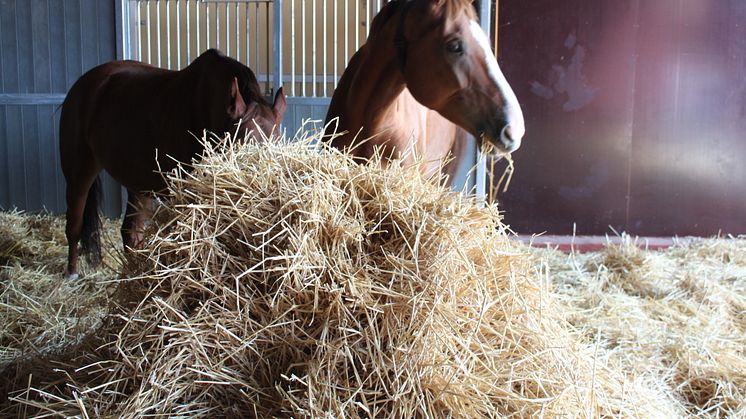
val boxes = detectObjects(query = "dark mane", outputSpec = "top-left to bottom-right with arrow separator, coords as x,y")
200,49 -> 269,106
368,1 -> 401,37
235,64 -> 269,106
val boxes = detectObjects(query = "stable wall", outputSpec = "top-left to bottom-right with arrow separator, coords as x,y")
497,0 -> 746,236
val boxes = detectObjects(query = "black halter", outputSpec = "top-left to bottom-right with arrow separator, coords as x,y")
393,0 -> 413,69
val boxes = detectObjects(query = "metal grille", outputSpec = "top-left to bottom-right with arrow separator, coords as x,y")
122,0 -> 279,96
121,0 -> 391,99
285,0 -> 388,97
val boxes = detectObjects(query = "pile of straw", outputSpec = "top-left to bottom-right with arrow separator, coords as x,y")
0,211 -> 118,371
5,130 -> 742,417
535,235 -> 746,417
6,132 -> 647,417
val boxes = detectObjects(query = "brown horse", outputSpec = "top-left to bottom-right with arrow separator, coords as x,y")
325,0 -> 524,179
60,49 -> 286,279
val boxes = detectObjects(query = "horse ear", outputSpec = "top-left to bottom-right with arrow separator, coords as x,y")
228,77 -> 247,120
272,87 -> 287,119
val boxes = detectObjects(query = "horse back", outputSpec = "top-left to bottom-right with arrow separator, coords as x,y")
60,57 -> 232,192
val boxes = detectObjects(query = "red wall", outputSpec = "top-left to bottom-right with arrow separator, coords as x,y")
496,0 -> 746,236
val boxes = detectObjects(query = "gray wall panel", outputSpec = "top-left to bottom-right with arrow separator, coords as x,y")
0,4 -> 4,92
51,107 -> 65,212
4,105 -> 24,208
22,106 -> 43,211
32,0 -> 52,94
63,0 -> 83,88
38,105 -> 59,212
0,107 -> 7,205
0,1 -> 19,93
81,0 -> 99,73
49,1 -> 67,93
283,99 -> 332,141
15,1 -> 33,94
0,0 -> 122,217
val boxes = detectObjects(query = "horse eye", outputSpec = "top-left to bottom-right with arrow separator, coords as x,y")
446,39 -> 464,54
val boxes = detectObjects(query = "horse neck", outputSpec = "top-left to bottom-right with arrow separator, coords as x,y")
346,27 -> 412,137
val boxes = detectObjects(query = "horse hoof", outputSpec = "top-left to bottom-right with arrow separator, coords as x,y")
64,273 -> 80,281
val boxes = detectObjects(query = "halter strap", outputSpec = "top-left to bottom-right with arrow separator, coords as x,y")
393,0 -> 413,69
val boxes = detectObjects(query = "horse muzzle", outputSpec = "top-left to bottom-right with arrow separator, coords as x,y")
499,124 -> 524,153
481,122 -> 524,156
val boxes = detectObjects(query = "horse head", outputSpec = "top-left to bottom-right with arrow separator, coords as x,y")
395,0 -> 524,155
197,49 -> 286,139
227,80 -> 287,139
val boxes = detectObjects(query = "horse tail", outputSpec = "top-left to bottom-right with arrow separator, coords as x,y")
80,176 -> 103,267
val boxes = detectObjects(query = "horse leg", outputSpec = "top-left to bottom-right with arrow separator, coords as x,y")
121,190 -> 153,251
64,173 -> 100,280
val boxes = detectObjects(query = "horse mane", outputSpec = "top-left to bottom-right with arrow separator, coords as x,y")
198,49 -> 270,106
368,1 -> 401,37
235,64 -> 269,106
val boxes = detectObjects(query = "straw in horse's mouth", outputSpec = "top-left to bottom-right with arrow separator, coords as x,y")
478,133 -> 516,195
479,133 -> 510,158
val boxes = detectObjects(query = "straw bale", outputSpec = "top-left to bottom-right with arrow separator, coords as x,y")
5,131 -> 646,418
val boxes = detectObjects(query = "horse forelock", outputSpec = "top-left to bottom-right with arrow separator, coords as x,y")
437,0 -> 477,21
368,1 -> 476,41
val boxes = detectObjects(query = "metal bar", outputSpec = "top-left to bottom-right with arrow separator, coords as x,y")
312,0 -> 316,96
355,0 -> 359,51
206,1 -> 210,48
273,0 -> 283,97
235,2 -> 239,61
187,0 -> 191,62
0,94 -> 67,105
254,3 -> 259,86
365,0 -> 370,37
201,0 -> 276,2
323,0 -> 327,96
166,0 -> 171,68
475,0 -> 493,201
115,0 -> 124,60
157,0 -> 161,67
196,0 -> 200,55
138,1 -> 142,60
245,3 -> 250,66
284,96 -> 332,106
177,0 -> 181,67
265,2 -> 270,94
333,0 -> 338,91
147,0 -> 152,63
216,0 -> 220,50
291,0 -> 295,96
494,0 -> 499,53
126,0 -> 132,60
344,0 -> 348,66
226,2 -> 230,56
301,0 -> 305,96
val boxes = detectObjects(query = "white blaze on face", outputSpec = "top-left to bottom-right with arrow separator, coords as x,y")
468,20 -> 525,145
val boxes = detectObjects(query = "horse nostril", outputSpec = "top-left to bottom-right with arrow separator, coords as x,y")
500,125 -> 514,145
499,125 -> 522,152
